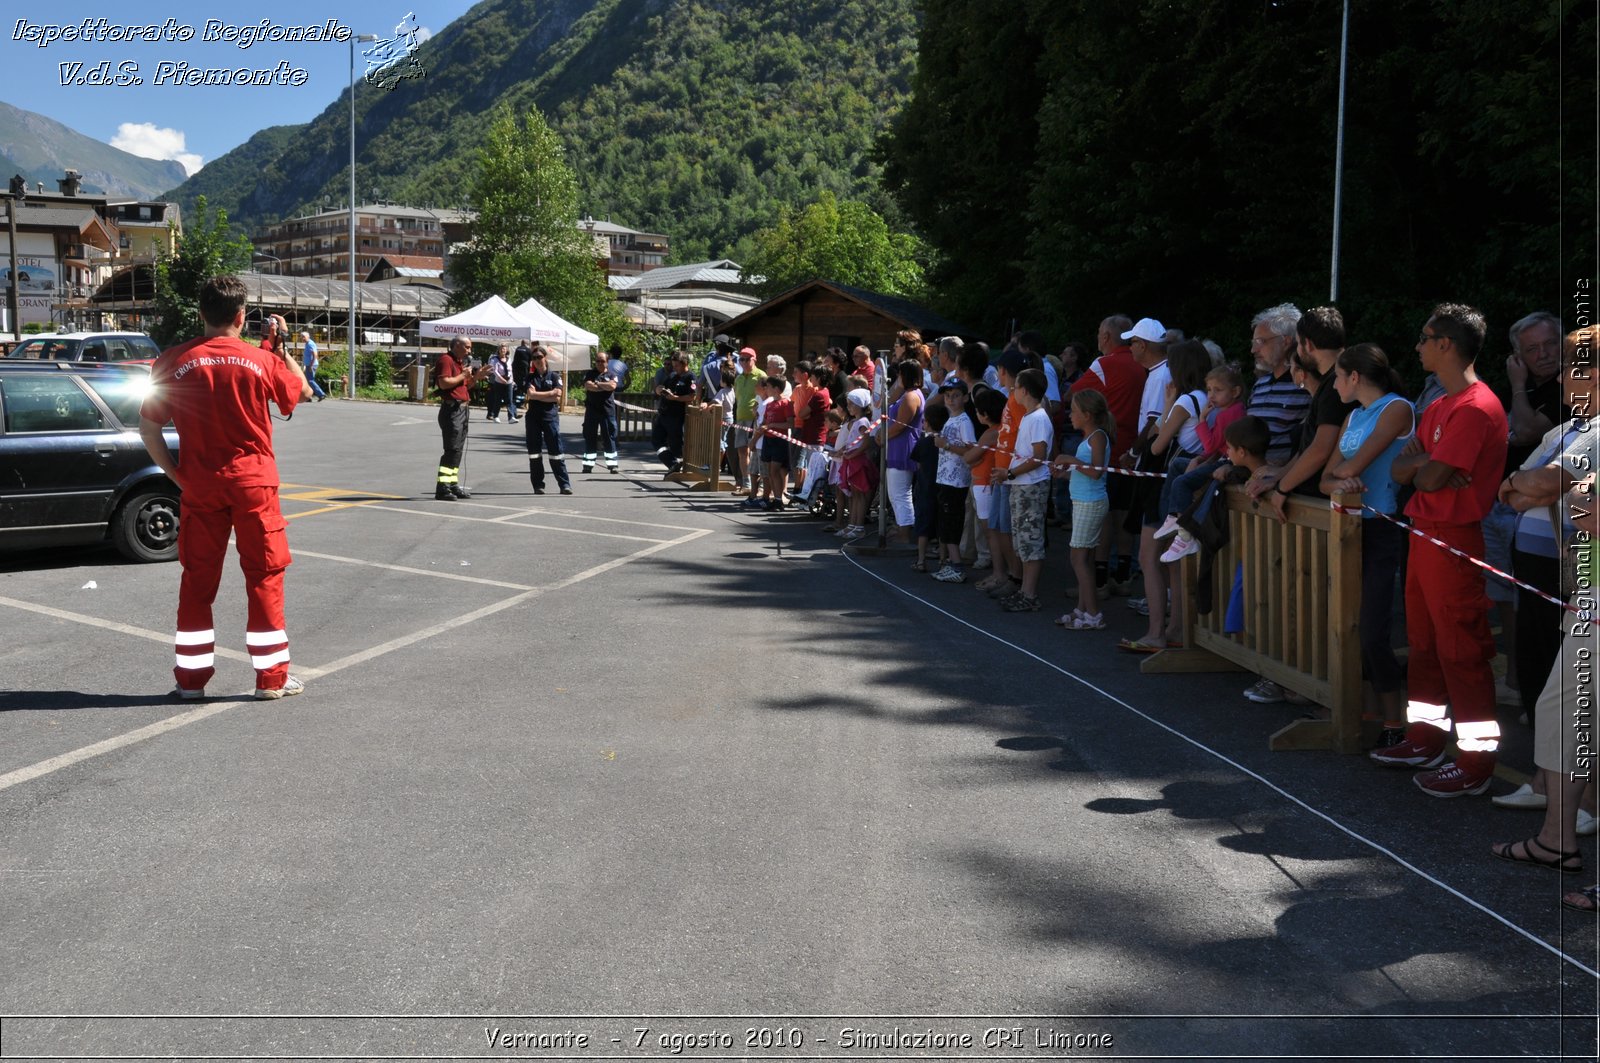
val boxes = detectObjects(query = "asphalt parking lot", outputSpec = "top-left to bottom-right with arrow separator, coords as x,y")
0,400 -> 1596,1061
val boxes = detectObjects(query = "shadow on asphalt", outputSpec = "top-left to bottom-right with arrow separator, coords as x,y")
0,689 -> 186,712
613,481 -> 1598,1031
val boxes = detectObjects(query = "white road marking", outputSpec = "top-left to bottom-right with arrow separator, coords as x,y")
291,550 -> 535,591
0,529 -> 710,792
403,496 -> 702,532
306,529 -> 708,677
0,596 -> 253,666
359,503 -> 672,542
0,700 -> 241,792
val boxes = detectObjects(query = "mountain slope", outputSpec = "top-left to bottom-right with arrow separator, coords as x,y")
166,0 -> 918,261
0,101 -> 189,199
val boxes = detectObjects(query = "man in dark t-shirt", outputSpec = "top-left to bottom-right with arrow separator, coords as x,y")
654,352 -> 698,470
581,349 -> 620,474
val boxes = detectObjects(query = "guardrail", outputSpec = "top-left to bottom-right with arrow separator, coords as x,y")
615,392 -> 656,441
1141,487 -> 1364,753
668,405 -> 736,493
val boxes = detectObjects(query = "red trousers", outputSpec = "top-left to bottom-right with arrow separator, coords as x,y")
1404,523 -> 1500,758
173,483 -> 292,692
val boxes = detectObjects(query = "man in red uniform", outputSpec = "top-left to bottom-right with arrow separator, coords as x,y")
1376,302 -> 1509,795
1069,314 -> 1147,591
139,276 -> 312,700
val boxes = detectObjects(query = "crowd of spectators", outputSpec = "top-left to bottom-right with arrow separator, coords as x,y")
678,305 -> 1596,915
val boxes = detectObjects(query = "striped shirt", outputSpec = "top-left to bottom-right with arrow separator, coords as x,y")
1248,368 -> 1311,465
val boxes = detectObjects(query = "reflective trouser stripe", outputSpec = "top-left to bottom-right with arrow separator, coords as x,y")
1406,700 -> 1448,725
583,451 -> 597,462
1456,719 -> 1501,752
250,648 -> 292,669
245,630 -> 287,646
175,627 -> 216,670
437,465 -> 458,484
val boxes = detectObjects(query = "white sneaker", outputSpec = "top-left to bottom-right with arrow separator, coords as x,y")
1579,808 -> 1598,837
254,675 -> 305,700
1127,597 -> 1149,616
1490,782 -> 1548,810
1160,532 -> 1199,564
1244,678 -> 1286,704
932,565 -> 966,583
1153,514 -> 1183,540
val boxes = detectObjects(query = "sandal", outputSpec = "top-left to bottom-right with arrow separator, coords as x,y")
1066,612 -> 1106,630
1001,593 -> 1040,612
911,561 -> 928,573
1491,837 -> 1584,874
1053,611 -> 1082,627
1117,637 -> 1165,655
1561,884 -> 1599,913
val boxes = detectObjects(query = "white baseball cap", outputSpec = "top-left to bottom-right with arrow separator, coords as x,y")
1120,317 -> 1168,343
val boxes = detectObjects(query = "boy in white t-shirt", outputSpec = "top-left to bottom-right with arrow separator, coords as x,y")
995,368 -> 1053,611
931,379 -> 976,582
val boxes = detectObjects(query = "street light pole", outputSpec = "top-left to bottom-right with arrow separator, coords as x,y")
1329,0 -> 1350,303
349,32 -> 377,400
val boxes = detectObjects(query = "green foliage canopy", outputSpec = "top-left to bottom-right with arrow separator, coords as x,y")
742,192 -> 925,297
883,0 -> 1595,384
150,195 -> 254,348
449,105 -> 631,350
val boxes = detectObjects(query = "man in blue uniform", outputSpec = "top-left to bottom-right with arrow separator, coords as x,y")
581,349 -> 621,474
523,345 -> 573,495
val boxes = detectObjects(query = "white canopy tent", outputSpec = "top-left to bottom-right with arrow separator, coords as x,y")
418,295 -> 539,345
514,297 -> 600,371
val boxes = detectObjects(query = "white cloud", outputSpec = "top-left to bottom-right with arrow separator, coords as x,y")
417,27 -> 434,44
109,122 -> 204,176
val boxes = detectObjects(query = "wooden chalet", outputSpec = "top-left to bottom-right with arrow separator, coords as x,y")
719,279 -> 974,359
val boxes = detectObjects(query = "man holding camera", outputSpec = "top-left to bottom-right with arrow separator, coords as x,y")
138,276 -> 312,700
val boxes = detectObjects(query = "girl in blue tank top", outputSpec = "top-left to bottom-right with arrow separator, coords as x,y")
1323,344 -> 1414,516
1320,343 -> 1415,737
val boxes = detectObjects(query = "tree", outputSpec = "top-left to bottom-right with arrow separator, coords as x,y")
884,0 -> 1593,369
450,105 -> 631,350
742,192 -> 926,297
150,195 -> 253,347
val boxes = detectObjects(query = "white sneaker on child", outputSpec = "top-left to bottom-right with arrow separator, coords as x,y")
1153,514 -> 1183,540
1160,533 -> 1200,564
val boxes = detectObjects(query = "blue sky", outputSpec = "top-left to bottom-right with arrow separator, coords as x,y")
2,2 -> 479,175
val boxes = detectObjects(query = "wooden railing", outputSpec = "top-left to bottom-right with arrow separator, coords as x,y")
667,405 -> 736,492
1142,488 -> 1364,752
614,392 -> 656,441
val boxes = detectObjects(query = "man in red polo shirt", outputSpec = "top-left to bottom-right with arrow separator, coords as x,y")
1069,314 -> 1147,591
432,336 -> 489,499
139,275 -> 312,700
1376,302 -> 1509,796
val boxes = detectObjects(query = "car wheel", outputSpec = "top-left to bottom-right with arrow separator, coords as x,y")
112,489 -> 179,562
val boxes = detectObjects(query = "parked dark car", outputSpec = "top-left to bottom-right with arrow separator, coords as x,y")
4,331 -> 163,364
0,361 -> 179,562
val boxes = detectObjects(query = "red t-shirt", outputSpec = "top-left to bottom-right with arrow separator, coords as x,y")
434,352 -> 471,402
794,386 -> 830,443
140,334 -> 302,490
1404,380 -> 1508,527
762,397 -> 793,436
1069,347 -> 1147,461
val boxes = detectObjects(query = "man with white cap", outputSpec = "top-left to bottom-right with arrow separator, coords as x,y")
1118,318 -> 1172,645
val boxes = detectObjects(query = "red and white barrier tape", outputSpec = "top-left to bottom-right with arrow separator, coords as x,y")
1331,502 -> 1586,616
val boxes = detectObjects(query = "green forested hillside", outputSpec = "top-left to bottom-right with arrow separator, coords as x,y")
167,0 -> 918,262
